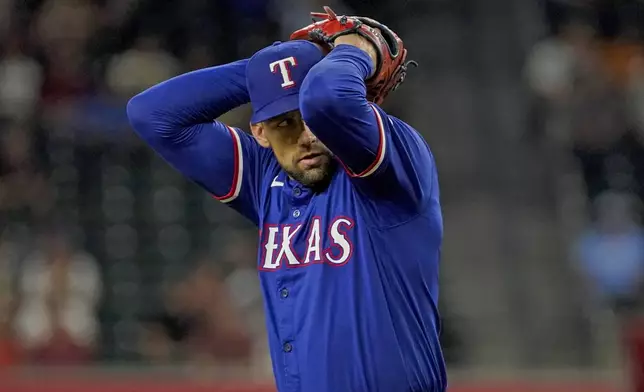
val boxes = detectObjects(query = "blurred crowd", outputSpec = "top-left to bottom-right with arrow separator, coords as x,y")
526,0 -> 644,319
525,0 -> 644,379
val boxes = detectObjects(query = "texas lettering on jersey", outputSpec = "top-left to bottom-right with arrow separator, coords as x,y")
259,216 -> 355,270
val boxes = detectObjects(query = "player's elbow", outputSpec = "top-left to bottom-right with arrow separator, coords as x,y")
126,89 -> 162,137
127,93 -> 148,131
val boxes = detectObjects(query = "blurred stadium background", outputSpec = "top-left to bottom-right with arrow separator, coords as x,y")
1,0 -> 644,391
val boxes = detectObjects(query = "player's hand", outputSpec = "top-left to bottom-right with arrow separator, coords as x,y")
334,33 -> 378,77
289,6 -> 416,105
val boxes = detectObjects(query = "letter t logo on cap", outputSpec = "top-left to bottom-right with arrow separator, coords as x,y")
270,57 -> 298,89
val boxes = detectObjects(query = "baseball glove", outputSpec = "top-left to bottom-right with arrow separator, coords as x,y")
290,6 -> 417,105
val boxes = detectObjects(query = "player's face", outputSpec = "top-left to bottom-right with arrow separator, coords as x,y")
253,110 -> 334,188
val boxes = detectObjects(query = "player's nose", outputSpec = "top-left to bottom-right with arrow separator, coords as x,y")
299,123 -> 318,145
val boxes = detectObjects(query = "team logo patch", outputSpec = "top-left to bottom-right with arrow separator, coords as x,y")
269,56 -> 298,89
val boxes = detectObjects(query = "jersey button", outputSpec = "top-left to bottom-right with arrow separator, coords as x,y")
292,209 -> 301,218
283,342 -> 293,353
293,187 -> 302,196
280,288 -> 289,298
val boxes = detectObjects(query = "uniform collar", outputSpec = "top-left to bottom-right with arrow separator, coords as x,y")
275,167 -> 338,203
282,172 -> 312,203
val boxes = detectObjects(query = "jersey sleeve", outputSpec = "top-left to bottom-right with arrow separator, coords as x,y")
299,45 -> 436,213
126,59 -> 268,224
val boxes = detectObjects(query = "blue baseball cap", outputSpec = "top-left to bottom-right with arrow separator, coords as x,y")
247,40 -> 324,124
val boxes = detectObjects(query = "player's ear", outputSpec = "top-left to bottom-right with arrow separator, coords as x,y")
250,122 -> 270,148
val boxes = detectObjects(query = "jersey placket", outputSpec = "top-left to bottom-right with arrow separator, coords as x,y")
276,271 -> 298,392
278,180 -> 312,391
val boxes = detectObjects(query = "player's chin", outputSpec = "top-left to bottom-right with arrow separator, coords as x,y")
297,160 -> 333,187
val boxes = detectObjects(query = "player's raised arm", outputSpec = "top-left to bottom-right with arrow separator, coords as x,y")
293,8 -> 435,211
126,59 -> 268,223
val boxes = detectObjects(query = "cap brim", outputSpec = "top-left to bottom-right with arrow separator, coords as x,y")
250,93 -> 300,124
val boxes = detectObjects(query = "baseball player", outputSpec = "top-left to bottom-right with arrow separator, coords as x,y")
127,7 -> 446,392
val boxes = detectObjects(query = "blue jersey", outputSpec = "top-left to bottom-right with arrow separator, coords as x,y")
127,44 -> 446,392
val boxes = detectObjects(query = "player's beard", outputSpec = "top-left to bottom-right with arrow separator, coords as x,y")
285,152 -> 336,191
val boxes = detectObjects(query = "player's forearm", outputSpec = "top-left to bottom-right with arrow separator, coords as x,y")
127,58 -> 249,141
299,45 -> 383,174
